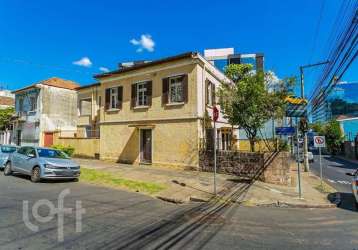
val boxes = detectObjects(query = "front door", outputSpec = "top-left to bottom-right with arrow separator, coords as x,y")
44,132 -> 53,147
140,129 -> 152,163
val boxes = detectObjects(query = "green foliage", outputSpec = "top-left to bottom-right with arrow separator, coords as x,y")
0,107 -> 15,130
52,144 -> 75,157
278,139 -> 290,152
325,120 -> 344,154
310,120 -> 344,154
218,64 -> 294,152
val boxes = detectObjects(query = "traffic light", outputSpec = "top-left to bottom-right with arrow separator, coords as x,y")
299,117 -> 309,134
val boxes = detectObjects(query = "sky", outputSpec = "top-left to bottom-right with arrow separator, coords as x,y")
0,0 -> 356,96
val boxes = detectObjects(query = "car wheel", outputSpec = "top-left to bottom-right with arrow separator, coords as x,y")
354,201 -> 358,211
3,162 -> 12,176
31,167 -> 41,183
72,178 -> 79,182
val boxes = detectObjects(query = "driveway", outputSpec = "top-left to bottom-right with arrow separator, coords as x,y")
0,172 -> 357,250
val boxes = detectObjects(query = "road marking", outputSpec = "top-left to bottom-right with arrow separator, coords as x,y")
327,179 -> 351,185
337,180 -> 351,185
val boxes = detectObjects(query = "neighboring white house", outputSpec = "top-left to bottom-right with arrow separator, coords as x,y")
12,77 -> 79,146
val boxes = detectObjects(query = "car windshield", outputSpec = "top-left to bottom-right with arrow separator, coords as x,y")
1,146 -> 17,153
37,148 -> 69,159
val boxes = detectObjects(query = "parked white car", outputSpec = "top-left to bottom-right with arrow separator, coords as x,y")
346,169 -> 358,209
296,151 -> 314,163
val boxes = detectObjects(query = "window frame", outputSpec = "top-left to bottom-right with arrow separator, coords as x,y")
168,75 -> 184,104
109,87 -> 118,110
136,81 -> 148,107
29,96 -> 37,112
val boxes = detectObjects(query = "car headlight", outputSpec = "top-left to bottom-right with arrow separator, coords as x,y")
44,164 -> 59,169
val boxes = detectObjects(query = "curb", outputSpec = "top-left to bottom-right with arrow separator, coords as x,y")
156,195 -> 186,204
244,199 -> 338,209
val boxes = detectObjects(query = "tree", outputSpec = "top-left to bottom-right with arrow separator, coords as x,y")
310,120 -> 344,154
218,64 -> 291,152
0,107 -> 15,130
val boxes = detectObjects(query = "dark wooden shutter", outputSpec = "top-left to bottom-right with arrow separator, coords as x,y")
105,88 -> 110,110
182,74 -> 188,103
117,86 -> 123,109
205,80 -> 209,105
131,83 -> 137,108
162,78 -> 169,105
147,81 -> 152,106
212,83 -> 216,105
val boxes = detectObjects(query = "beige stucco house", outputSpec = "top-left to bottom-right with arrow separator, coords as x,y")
88,52 -> 235,168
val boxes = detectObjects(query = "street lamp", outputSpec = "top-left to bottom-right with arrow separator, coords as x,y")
299,61 -> 329,172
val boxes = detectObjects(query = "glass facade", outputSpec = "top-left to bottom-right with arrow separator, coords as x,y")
312,81 -> 358,139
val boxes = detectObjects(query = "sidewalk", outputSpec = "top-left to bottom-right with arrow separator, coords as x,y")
75,158 -> 337,207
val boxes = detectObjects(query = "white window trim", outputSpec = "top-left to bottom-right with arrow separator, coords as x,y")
109,87 -> 118,110
136,81 -> 149,107
168,75 -> 184,104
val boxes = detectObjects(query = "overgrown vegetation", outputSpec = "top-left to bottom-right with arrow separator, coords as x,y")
80,167 -> 166,195
52,144 -> 75,157
218,64 -> 295,152
310,120 -> 344,154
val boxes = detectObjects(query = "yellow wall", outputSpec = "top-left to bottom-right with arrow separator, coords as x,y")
100,61 -> 198,123
237,140 -> 276,152
53,133 -> 100,158
100,120 -> 199,168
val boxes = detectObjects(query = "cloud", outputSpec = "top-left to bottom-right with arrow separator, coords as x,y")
130,34 -> 155,52
73,57 -> 92,67
99,67 -> 109,73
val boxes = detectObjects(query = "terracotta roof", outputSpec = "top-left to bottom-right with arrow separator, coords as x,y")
38,77 -> 79,90
0,96 -> 14,106
94,52 -> 197,79
12,77 -> 80,93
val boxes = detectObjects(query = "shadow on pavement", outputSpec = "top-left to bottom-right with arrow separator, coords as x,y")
323,156 -> 358,170
328,192 -> 357,212
85,151 -> 280,250
6,173 -> 77,184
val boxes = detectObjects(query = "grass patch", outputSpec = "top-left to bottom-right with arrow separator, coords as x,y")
314,182 -> 336,194
80,167 -> 166,195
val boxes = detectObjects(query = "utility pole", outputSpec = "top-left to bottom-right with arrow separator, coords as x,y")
299,61 -> 329,172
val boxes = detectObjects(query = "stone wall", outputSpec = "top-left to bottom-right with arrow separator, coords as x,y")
199,150 -> 292,185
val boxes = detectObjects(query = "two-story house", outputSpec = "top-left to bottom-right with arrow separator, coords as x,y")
91,52 -> 234,168
12,77 -> 79,146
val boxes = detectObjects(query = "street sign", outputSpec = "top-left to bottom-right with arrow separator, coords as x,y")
275,127 -> 295,135
213,106 -> 219,122
314,136 -> 326,148
285,103 -> 307,117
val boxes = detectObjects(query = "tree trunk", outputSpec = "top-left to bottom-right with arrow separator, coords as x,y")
249,139 -> 255,152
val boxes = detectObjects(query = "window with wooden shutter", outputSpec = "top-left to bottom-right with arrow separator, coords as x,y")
131,83 -> 137,108
205,80 -> 209,105
182,74 -> 188,103
162,77 -> 169,105
117,86 -> 123,109
105,88 -> 110,110
147,81 -> 152,106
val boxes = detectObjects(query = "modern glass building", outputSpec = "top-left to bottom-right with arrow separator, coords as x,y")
311,81 -> 358,139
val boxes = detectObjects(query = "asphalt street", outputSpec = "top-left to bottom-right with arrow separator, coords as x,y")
0,170 -> 357,250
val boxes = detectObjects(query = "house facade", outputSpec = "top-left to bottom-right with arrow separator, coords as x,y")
90,52 -> 234,168
12,77 -> 79,146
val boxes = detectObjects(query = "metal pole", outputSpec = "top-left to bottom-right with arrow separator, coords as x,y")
319,147 -> 323,186
213,121 -> 217,196
300,66 -> 310,172
296,117 -> 302,199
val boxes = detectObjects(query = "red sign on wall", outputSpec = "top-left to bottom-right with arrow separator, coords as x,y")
213,106 -> 219,122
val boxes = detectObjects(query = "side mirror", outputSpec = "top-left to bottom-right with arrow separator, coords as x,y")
346,172 -> 354,177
